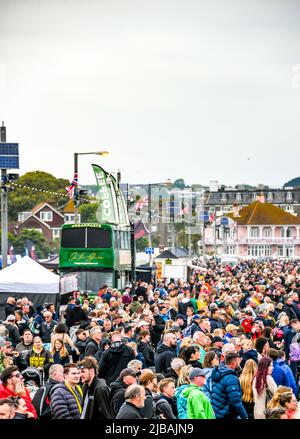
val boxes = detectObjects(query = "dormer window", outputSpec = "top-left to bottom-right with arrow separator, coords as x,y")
40,211 -> 53,222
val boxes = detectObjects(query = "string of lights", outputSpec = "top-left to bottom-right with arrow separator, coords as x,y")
6,181 -> 99,204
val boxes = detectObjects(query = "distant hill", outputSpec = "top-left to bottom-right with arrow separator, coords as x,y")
284,177 -> 300,188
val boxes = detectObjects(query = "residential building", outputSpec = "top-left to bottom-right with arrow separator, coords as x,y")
204,201 -> 300,259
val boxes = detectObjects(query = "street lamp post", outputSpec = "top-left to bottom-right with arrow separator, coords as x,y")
73,151 -> 109,224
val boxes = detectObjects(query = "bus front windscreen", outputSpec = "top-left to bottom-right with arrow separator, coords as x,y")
61,227 -> 112,249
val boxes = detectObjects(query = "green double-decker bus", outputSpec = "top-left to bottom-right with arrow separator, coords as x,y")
59,223 -> 131,295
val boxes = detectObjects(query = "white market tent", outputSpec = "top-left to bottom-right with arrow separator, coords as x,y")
0,256 -> 59,319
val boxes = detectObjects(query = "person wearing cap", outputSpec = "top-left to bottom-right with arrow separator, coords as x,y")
174,314 -> 186,329
182,368 -> 215,419
210,352 -> 248,419
3,315 -> 21,348
224,324 -> 239,344
110,367 -> 138,417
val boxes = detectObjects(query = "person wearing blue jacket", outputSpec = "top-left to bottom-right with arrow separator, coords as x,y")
276,351 -> 297,396
267,348 -> 290,388
210,352 -> 248,419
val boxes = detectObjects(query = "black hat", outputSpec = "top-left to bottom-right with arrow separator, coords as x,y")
211,336 -> 224,344
175,314 -> 185,320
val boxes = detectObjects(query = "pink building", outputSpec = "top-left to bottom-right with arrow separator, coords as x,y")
204,201 -> 300,259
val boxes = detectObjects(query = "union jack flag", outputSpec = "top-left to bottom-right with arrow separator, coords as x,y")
133,195 -> 149,212
66,173 -> 78,199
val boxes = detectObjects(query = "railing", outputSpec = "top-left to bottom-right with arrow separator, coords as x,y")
204,237 -> 300,245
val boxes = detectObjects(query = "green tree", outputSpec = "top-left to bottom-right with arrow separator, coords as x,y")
78,202 -> 100,223
13,229 -> 52,259
8,171 -> 69,220
136,236 -> 149,252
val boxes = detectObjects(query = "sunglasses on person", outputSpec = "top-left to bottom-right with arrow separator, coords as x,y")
10,372 -> 22,379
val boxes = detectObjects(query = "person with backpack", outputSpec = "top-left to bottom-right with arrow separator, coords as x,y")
155,378 -> 178,419
32,364 -> 64,419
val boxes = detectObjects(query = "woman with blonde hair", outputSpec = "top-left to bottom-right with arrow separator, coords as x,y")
178,337 -> 193,360
51,339 -> 70,366
174,365 -> 192,419
267,386 -> 299,419
239,359 -> 258,419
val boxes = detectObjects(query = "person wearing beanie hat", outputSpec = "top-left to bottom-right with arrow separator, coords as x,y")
182,368 -> 215,419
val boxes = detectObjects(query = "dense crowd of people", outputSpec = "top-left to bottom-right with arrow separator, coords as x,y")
1,259 -> 300,419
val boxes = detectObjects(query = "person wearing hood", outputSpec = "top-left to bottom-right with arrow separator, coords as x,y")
110,368 -> 137,417
275,350 -> 297,395
154,333 -> 177,375
210,352 -> 248,419
98,331 -> 135,385
182,368 -> 215,419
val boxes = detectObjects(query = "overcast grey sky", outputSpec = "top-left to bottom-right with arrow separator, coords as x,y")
1,0 -> 300,188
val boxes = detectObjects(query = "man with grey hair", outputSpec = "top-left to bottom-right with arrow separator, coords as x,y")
115,384 -> 145,419
154,333 -> 177,375
40,311 -> 58,343
85,326 -> 102,357
32,364 -> 64,419
165,357 -> 186,386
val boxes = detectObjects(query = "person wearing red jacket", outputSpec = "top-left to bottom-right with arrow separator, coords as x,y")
241,311 -> 254,336
0,365 -> 37,418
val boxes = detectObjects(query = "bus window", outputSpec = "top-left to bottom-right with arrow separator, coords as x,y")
120,231 -> 125,249
87,228 -> 111,248
62,228 -> 85,248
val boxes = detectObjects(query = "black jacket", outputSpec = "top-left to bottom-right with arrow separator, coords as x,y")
110,380 -> 128,416
98,342 -> 135,385
75,339 -> 87,360
138,341 -> 155,367
115,401 -> 144,419
39,320 -> 58,343
154,343 -> 177,375
65,306 -> 88,328
82,377 -> 113,419
141,387 -> 155,419
283,304 -> 298,321
164,367 -> 178,385
4,323 -> 21,347
32,378 -> 60,419
5,303 -> 16,318
155,395 -> 177,419
151,315 -> 165,346
84,339 -> 100,358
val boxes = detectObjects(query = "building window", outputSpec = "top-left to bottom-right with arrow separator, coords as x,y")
64,214 -> 75,223
248,245 -> 271,257
250,227 -> 260,238
227,245 -> 235,255
286,192 -> 293,202
285,205 -> 294,212
262,227 -> 272,238
52,228 -> 60,240
40,211 -> 53,222
267,192 -> 273,202
277,245 -> 293,257
236,193 -> 242,202
252,193 -> 257,201
221,193 -> 227,203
